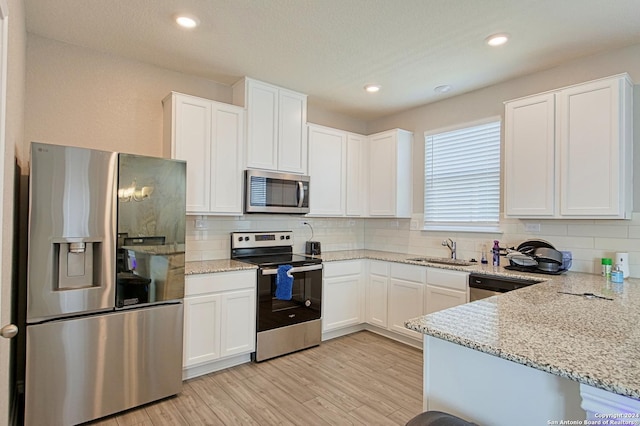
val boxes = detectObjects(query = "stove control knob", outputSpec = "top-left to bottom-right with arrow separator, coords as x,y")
244,237 -> 250,241
237,237 -> 243,242
286,235 -> 290,240
280,235 -> 285,240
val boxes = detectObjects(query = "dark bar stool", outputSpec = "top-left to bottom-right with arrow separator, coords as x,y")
406,411 -> 478,426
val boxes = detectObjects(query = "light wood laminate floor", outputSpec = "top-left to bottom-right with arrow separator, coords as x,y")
87,331 -> 423,425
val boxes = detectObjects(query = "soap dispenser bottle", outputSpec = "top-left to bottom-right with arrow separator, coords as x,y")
492,240 -> 500,266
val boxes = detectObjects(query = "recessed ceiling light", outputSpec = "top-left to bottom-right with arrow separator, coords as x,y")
364,84 -> 381,93
486,33 -> 510,47
175,14 -> 199,29
434,85 -> 452,94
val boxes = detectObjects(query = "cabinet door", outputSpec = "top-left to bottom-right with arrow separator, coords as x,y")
308,125 -> 346,216
220,289 -> 256,358
388,278 -> 424,339
368,132 -> 397,216
323,275 -> 363,332
558,77 -> 627,217
346,133 -> 367,216
367,273 -> 388,328
425,285 -> 467,314
504,93 -> 556,217
183,294 -> 221,367
278,89 -> 308,173
246,80 -> 279,170
173,95 -> 212,213
210,104 -> 244,214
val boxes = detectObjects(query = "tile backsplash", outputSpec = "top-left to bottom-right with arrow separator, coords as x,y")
364,213 -> 640,278
185,215 -> 365,261
186,212 -> 640,277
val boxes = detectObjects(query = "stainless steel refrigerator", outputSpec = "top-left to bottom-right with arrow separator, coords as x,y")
24,142 -> 186,426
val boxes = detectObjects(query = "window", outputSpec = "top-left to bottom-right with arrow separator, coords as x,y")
424,118 -> 501,232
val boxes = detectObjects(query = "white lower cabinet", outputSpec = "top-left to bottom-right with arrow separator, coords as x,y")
183,293 -> 221,365
425,268 -> 469,314
367,261 -> 389,328
322,259 -> 468,343
388,263 -> 426,339
183,270 -> 256,379
322,260 -> 364,332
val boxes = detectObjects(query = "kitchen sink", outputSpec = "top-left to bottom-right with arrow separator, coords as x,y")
406,257 -> 473,266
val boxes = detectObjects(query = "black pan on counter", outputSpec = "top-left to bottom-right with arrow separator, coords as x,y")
516,239 -> 555,257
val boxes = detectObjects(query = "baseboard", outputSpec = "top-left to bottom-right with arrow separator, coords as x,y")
322,323 -> 423,350
322,324 -> 367,341
182,353 -> 252,381
362,325 -> 423,349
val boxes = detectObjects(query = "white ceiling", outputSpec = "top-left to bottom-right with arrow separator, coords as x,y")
24,0 -> 640,121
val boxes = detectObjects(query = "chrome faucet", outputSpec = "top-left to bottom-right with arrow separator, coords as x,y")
442,238 -> 456,259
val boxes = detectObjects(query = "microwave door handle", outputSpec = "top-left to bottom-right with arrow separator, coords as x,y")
297,181 -> 305,208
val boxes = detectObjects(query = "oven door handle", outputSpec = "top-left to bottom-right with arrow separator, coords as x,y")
261,264 -> 323,276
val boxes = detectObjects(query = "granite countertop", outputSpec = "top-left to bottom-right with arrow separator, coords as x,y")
186,249 -> 640,399
406,271 -> 640,400
185,259 -> 257,275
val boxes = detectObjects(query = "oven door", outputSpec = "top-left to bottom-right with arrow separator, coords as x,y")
257,264 -> 322,332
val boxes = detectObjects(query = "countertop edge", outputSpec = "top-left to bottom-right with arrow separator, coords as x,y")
406,324 -> 640,400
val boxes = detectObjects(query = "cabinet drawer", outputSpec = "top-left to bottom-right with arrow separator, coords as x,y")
186,270 -> 256,296
427,268 -> 468,291
323,260 -> 362,278
369,260 -> 389,276
390,263 -> 426,283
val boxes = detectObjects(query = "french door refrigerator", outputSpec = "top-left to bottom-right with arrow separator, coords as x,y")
24,142 -> 186,426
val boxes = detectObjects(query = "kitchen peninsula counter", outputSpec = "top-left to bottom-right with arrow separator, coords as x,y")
405,271 -> 640,399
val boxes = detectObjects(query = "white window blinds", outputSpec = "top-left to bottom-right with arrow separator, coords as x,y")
424,119 -> 501,228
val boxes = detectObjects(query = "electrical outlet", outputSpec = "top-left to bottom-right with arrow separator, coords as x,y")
389,220 -> 399,229
525,223 -> 541,233
410,220 -> 419,230
195,219 -> 206,229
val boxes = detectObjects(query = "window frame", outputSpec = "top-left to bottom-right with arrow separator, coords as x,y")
423,116 -> 502,233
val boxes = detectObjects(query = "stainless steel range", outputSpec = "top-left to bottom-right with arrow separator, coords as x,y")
230,231 -> 322,362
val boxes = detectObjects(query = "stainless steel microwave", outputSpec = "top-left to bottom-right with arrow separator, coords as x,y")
245,170 -> 310,214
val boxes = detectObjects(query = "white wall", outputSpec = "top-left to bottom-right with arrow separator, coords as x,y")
3,0 -> 26,422
363,43 -> 640,277
367,43 -> 640,212
25,35 -> 232,160
23,33 -> 640,276
25,35 -> 369,161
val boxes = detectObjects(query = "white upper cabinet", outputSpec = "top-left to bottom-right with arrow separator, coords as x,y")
504,93 -> 556,217
368,129 -> 413,218
346,133 -> 368,216
558,76 -> 633,217
233,77 -> 308,174
504,74 -> 633,219
308,124 -> 347,216
307,124 -> 369,217
163,92 -> 244,215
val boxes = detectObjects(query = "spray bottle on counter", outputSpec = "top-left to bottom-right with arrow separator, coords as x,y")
492,240 -> 500,267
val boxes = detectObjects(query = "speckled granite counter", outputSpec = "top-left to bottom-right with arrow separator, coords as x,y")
185,259 -> 257,275
319,249 -> 555,281
406,271 -> 640,400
